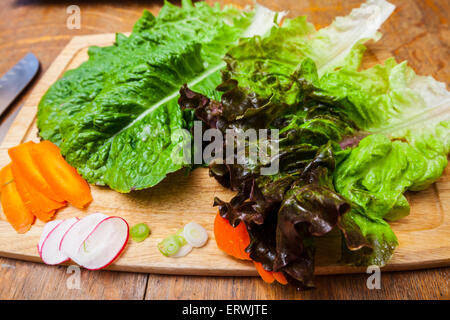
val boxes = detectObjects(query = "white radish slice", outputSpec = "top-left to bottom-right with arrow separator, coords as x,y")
60,213 -> 108,259
38,220 -> 63,254
172,244 -> 193,258
40,217 -> 79,265
72,216 -> 129,270
183,222 -> 208,248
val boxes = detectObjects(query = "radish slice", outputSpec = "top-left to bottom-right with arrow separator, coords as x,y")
183,222 -> 208,248
60,213 -> 108,259
172,244 -> 193,258
38,220 -> 62,254
40,217 -> 79,265
72,216 -> 129,270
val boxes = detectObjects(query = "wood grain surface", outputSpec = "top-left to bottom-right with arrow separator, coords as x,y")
0,0 -> 449,300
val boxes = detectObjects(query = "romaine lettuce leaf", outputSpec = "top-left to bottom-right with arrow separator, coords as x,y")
222,0 -> 394,102
37,0 -> 278,192
326,57 -> 449,265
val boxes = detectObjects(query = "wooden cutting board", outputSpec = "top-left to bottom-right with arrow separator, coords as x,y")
0,33 -> 448,276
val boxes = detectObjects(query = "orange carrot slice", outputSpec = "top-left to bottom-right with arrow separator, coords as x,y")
213,211 -> 287,284
214,211 -> 252,260
273,272 -> 288,285
214,211 -> 246,259
226,217 -> 243,259
229,224 -> 243,259
214,211 -> 234,256
235,219 -> 251,260
0,164 -> 13,188
253,261 -> 275,284
11,163 -> 64,222
0,165 -> 35,233
30,141 -> 92,209
213,210 -> 288,285
10,163 -> 33,210
8,141 -> 64,202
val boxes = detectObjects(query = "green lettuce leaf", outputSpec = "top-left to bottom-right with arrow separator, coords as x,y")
338,207 -> 398,266
37,0 -> 278,192
222,0 -> 394,102
327,57 -> 449,265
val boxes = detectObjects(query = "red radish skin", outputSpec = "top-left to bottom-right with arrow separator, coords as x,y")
59,218 -> 79,252
59,217 -> 81,251
38,220 -> 63,254
59,213 -> 108,260
74,216 -> 129,270
40,217 -> 79,265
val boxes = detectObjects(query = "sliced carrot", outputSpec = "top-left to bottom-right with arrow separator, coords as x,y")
12,162 -> 66,212
10,163 -> 33,210
214,211 -> 252,260
229,224 -> 244,259
11,163 -> 64,222
213,211 -> 287,285
235,219 -> 251,260
0,164 -> 13,188
226,217 -> 243,259
273,272 -> 288,285
30,141 -> 92,209
253,261 -> 275,284
8,141 -> 64,202
214,211 -> 247,259
214,211 -> 235,257
1,177 -> 35,234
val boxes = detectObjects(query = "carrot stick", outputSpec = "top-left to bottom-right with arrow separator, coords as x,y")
253,261 -> 275,284
273,272 -> 288,285
214,211 -> 247,259
214,211 -> 252,260
8,141 -> 64,202
214,211 -> 235,257
213,211 -> 287,284
235,220 -> 251,260
229,225 -> 244,259
30,141 -> 92,209
0,165 -> 35,233
213,211 -> 287,285
0,164 -> 13,188
10,163 -> 33,211
11,163 -> 64,222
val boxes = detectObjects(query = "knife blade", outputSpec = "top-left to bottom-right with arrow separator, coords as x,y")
0,104 -> 21,145
0,53 -> 39,118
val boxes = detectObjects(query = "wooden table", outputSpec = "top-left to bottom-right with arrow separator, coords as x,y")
0,0 -> 448,300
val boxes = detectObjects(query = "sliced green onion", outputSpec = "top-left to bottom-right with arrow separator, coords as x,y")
172,244 -> 193,258
183,222 -> 208,248
130,223 -> 150,242
158,224 -> 207,258
158,235 -> 183,257
175,228 -> 188,246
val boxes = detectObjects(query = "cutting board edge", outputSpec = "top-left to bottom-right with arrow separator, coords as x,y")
1,247 -> 449,277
